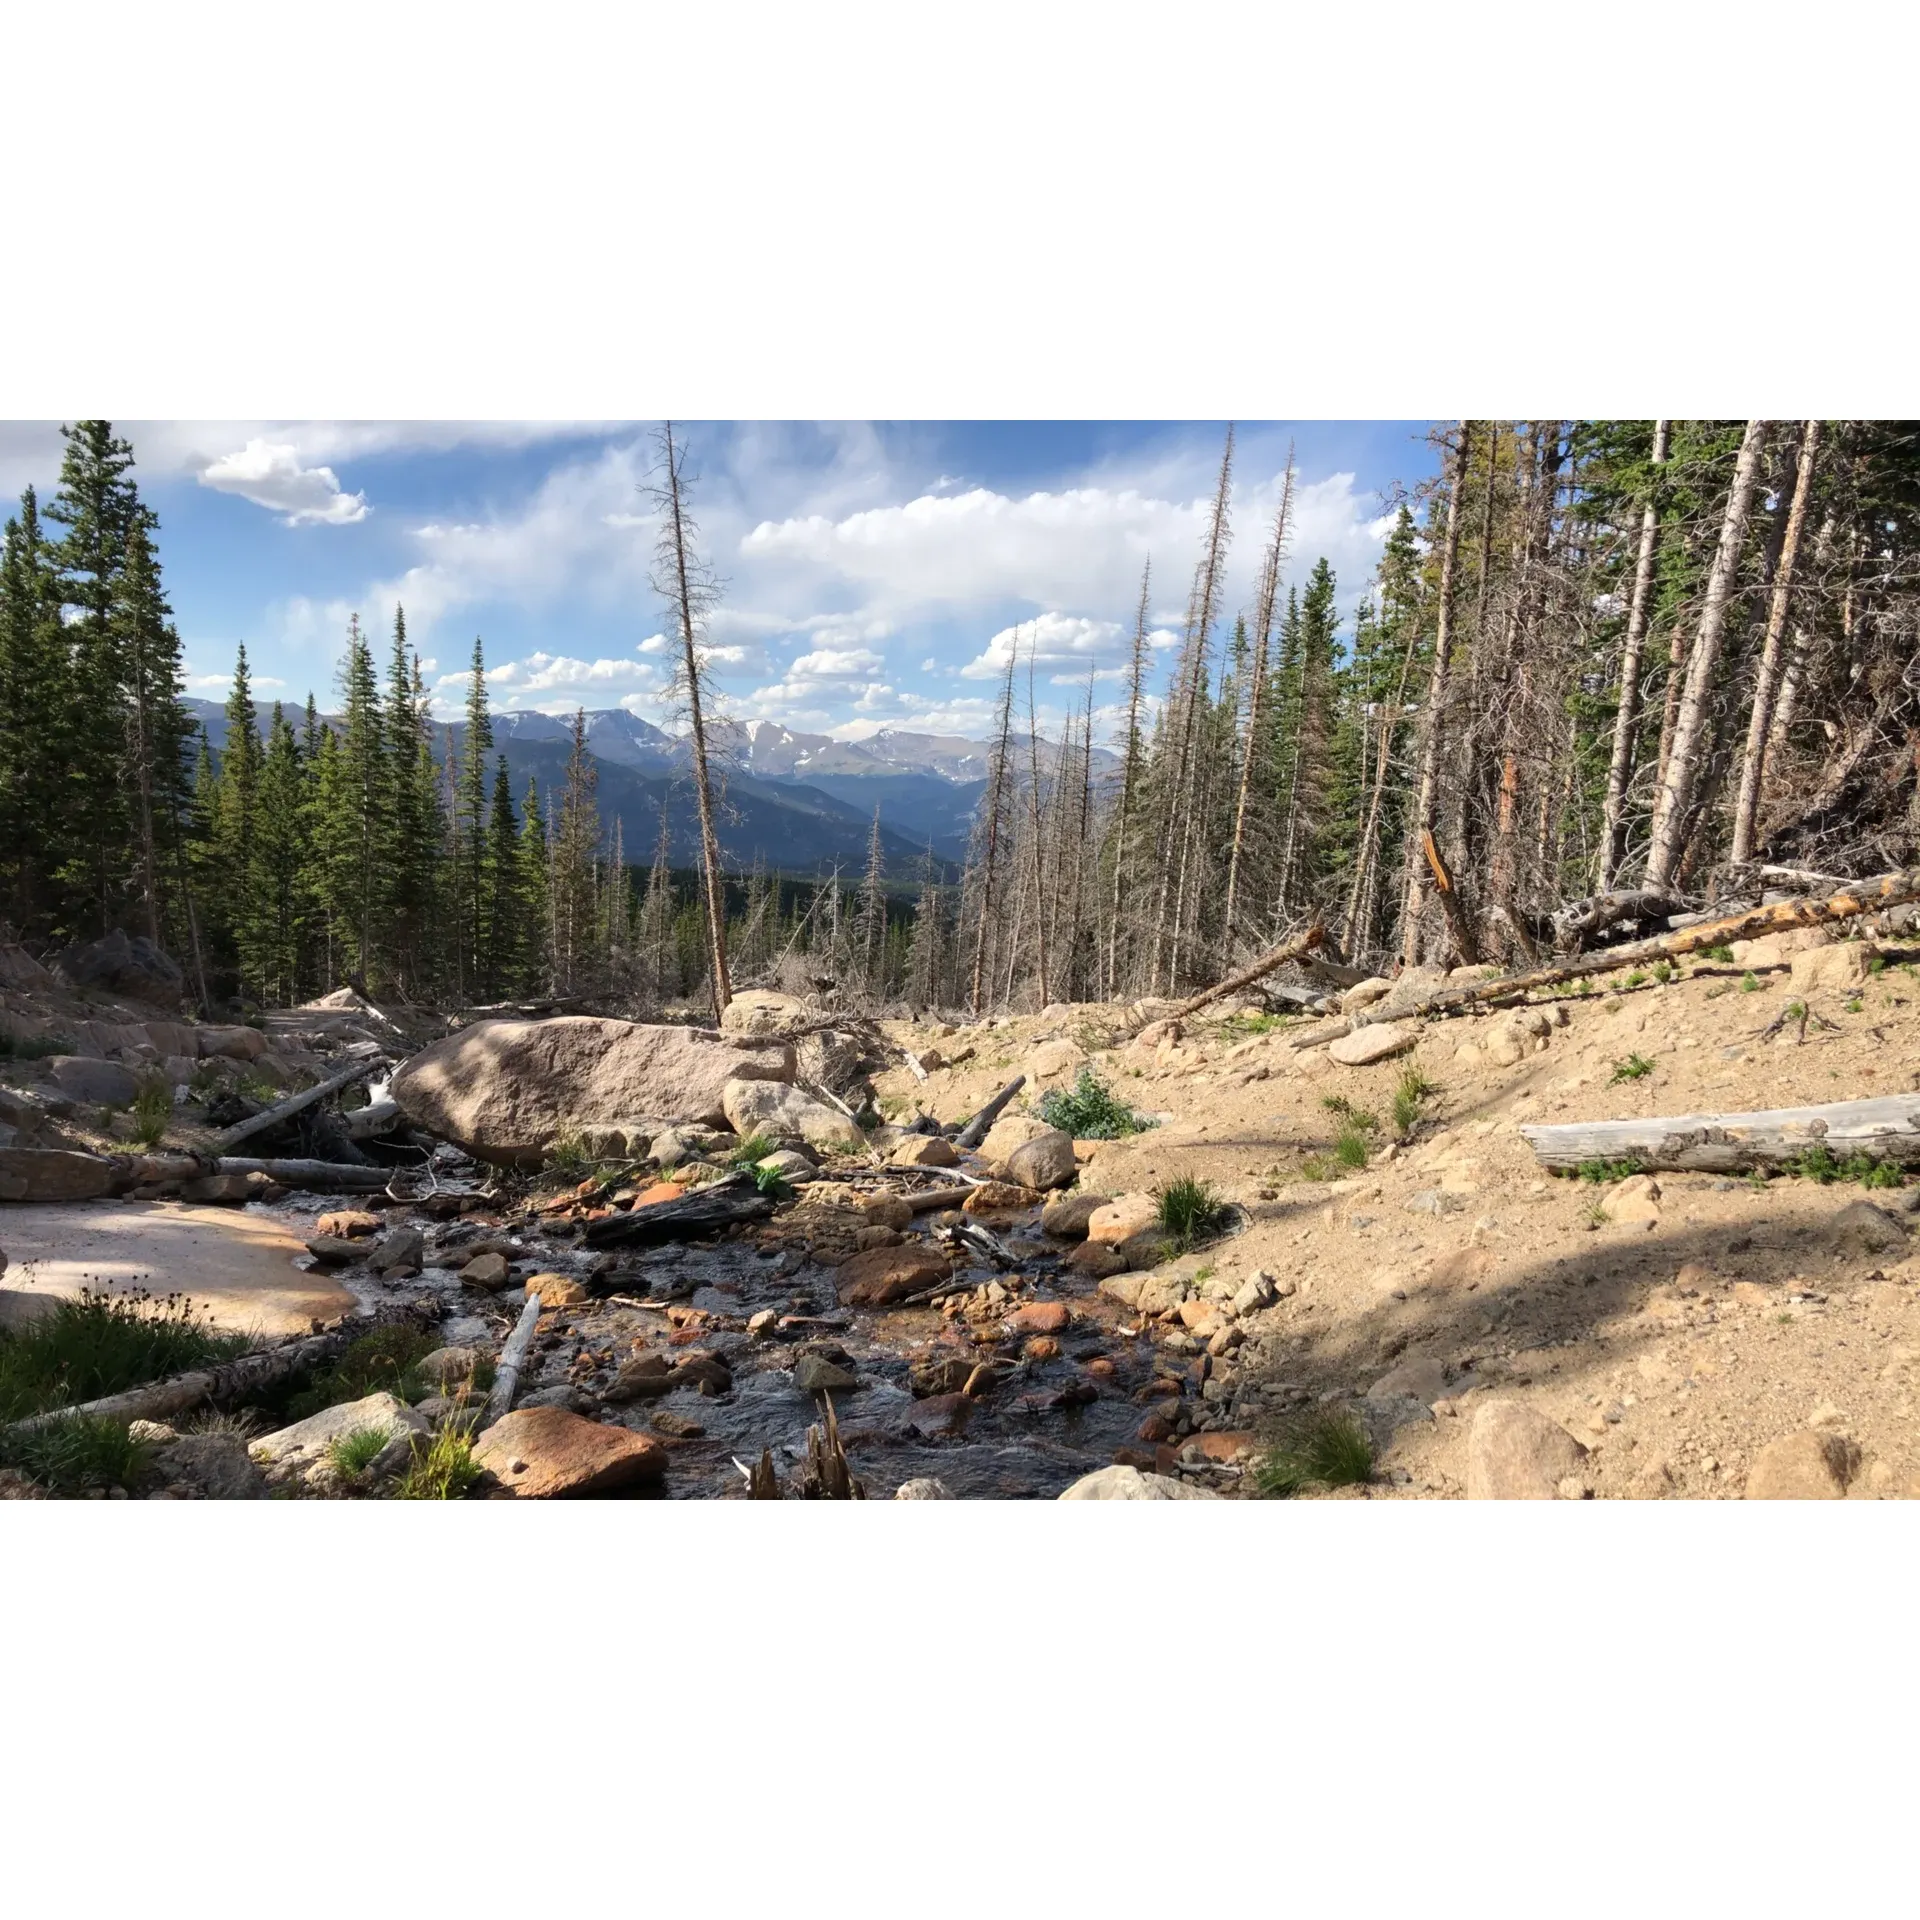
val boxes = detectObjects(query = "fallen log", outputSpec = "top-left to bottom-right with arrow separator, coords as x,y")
9,1310 -> 410,1432
579,1171 -> 775,1248
212,1156 -> 401,1192
213,1055 -> 385,1153
1518,1094 -> 1920,1173
953,1076 -> 1026,1149
1552,887 -> 1697,947
1162,921 -> 1327,1024
1292,866 -> 1920,1050
481,1291 -> 542,1429
345,1096 -> 401,1140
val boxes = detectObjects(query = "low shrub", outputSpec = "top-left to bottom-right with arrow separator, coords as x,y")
1155,1176 -> 1232,1251
1038,1066 -> 1155,1140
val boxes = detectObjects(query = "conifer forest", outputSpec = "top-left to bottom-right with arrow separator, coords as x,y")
5,418 -> 1918,1019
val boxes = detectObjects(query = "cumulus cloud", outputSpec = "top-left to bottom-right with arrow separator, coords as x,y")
960,610 -> 1124,681
199,440 -> 369,525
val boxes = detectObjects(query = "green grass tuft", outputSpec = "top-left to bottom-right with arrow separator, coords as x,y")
130,1073 -> 172,1149
1610,1053 -> 1655,1084
1786,1144 -> 1904,1189
1391,1063 -> 1439,1138
1038,1066 -> 1155,1140
1253,1409 -> 1374,1497
0,1287 -> 252,1424
328,1425 -> 391,1478
395,1424 -> 485,1499
1739,971 -> 1762,993
1575,1156 -> 1646,1184
727,1131 -> 777,1169
544,1128 -> 592,1177
1320,1093 -> 1378,1130
1333,1126 -> 1371,1170
1698,943 -> 1736,964
1155,1175 -> 1232,1251
0,1414 -> 152,1495
749,1160 -> 793,1198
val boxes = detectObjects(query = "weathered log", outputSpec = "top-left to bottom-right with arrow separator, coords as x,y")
1292,867 -> 1920,1050
579,1171 -> 775,1247
345,1096 -> 401,1140
9,1314 -> 390,1432
212,1156 -> 400,1192
481,1291 -> 542,1429
953,1076 -> 1026,1149
1551,887 -> 1696,947
1162,921 -> 1327,1024
213,1055 -> 384,1153
1518,1094 -> 1920,1172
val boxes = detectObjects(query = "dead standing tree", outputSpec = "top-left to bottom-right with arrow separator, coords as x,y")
648,422 -> 733,1017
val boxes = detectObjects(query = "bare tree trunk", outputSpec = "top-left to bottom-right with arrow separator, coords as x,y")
1643,419 -> 1769,891
1402,422 -> 1473,965
1104,561 -> 1152,1000
654,422 -> 732,1016
1730,420 -> 1822,866
1597,419 -> 1671,888
968,646 -> 1018,1014
1223,451 -> 1294,950
1023,640 -> 1050,1008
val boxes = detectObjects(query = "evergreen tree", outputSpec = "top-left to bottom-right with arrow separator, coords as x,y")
548,710 -> 601,992
380,607 -> 440,998
478,755 -> 522,999
212,642 -> 264,968
516,774 -> 551,993
317,615 -> 386,987
0,488 -> 73,934
456,636 -> 493,991
241,703 -> 314,1004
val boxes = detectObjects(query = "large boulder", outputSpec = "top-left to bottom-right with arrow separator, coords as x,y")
719,989 -> 804,1036
1057,1465 -> 1220,1500
1790,941 -> 1875,994
472,1406 -> 667,1497
0,1148 -> 119,1202
46,1057 -> 140,1107
388,1017 -> 796,1167
721,1078 -> 865,1153
1328,1020 -> 1418,1067
48,928 -> 185,1008
980,1113 -> 1056,1165
249,1392 -> 428,1487
1004,1127 -> 1078,1190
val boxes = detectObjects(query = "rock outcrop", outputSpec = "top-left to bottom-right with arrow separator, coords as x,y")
389,1017 -> 796,1166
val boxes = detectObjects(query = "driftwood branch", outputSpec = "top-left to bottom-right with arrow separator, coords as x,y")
481,1291 -> 542,1429
1519,1094 -> 1920,1172
1294,867 -> 1920,1051
1165,920 -> 1327,1023
211,1156 -> 403,1192
954,1077 -> 1026,1149
579,1171 -> 775,1248
213,1056 -> 384,1153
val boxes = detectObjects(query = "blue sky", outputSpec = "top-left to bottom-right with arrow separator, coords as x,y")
0,420 -> 1437,744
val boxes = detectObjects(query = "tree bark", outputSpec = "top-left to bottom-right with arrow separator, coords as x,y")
1518,1094 -> 1920,1173
1642,420 -> 1769,891
1729,420 -> 1823,865
1597,419 -> 1670,888
212,1055 -> 385,1153
481,1291 -> 542,1429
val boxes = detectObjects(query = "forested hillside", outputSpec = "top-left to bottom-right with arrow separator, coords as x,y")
3,418 -> 1916,1019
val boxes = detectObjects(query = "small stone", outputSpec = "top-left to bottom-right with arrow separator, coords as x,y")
525,1270 -> 590,1307
893,1477 -> 954,1499
792,1353 -> 860,1393
649,1409 -> 706,1438
1069,1241 -> 1127,1279
304,1235 -> 364,1265
418,1346 -> 482,1386
1004,1127 -> 1078,1190
1024,1335 -> 1061,1361
1327,1020 -> 1417,1067
962,1181 -> 1045,1216
892,1135 -> 959,1169
316,1209 -> 382,1238
461,1251 -> 512,1292
1230,1271 -> 1278,1315
1040,1190 -> 1109,1239
368,1227 -> 426,1274
862,1197 -> 914,1230
1005,1300 -> 1071,1336
747,1308 -> 781,1337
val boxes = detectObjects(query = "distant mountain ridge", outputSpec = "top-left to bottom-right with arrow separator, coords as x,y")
178,698 -> 1113,874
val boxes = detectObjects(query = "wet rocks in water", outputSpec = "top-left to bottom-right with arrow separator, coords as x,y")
1003,1127 -> 1078,1190
722,1077 -> 866,1153
836,1246 -> 949,1307
650,1409 -> 706,1438
1069,1242 -> 1128,1279
862,1197 -> 914,1231
368,1227 -> 426,1275
893,1477 -> 954,1499
461,1251 -> 513,1292
388,1016 -> 796,1167
792,1353 -> 860,1393
518,1384 -> 593,1414
1744,1429 -> 1860,1499
608,1353 -> 677,1400
1057,1465 -> 1220,1500
524,1270 -> 591,1306
896,1391 -> 975,1439
1041,1190 -> 1109,1238
304,1235 -> 366,1266
891,1135 -> 959,1169
316,1209 -> 382,1239
909,1354 -> 979,1398
1005,1299 -> 1071,1336
472,1406 -> 667,1497
1465,1399 -> 1589,1499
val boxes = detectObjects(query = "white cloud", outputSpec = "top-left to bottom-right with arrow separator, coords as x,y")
199,439 -> 369,525
960,610 -> 1124,681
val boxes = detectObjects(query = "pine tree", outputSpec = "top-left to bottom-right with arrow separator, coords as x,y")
241,703 -> 314,1004
548,710 -> 601,993
456,637 -> 493,990
0,488 -> 73,935
855,806 -> 888,997
380,607 -> 439,998
317,615 -> 386,987
478,756 -> 523,998
517,773 -> 551,993
212,642 -> 264,970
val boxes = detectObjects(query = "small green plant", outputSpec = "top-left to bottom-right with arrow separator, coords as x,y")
1652,959 -> 1676,985
1038,1066 -> 1155,1141
129,1073 -> 172,1149
1610,1053 -> 1655,1084
544,1129 -> 592,1177
1579,1196 -> 1611,1228
1698,943 -> 1736,964
1320,1093 -> 1378,1131
1739,972 -> 1762,993
328,1425 -> 391,1479
1253,1409 -> 1374,1497
1786,1145 -> 1903,1189
1391,1064 -> 1439,1138
1783,999 -> 1808,1022
1868,955 -> 1887,974
0,1287 -> 251,1424
727,1131 -> 777,1170
1845,996 -> 1864,1014
749,1161 -> 793,1199
1622,969 -> 1648,989
1575,1156 -> 1646,1184
1219,1010 -> 1288,1038
1776,1311 -> 1795,1326
395,1423 -> 485,1499
0,1414 -> 152,1495
1155,1176 -> 1232,1252
1333,1125 -> 1371,1170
